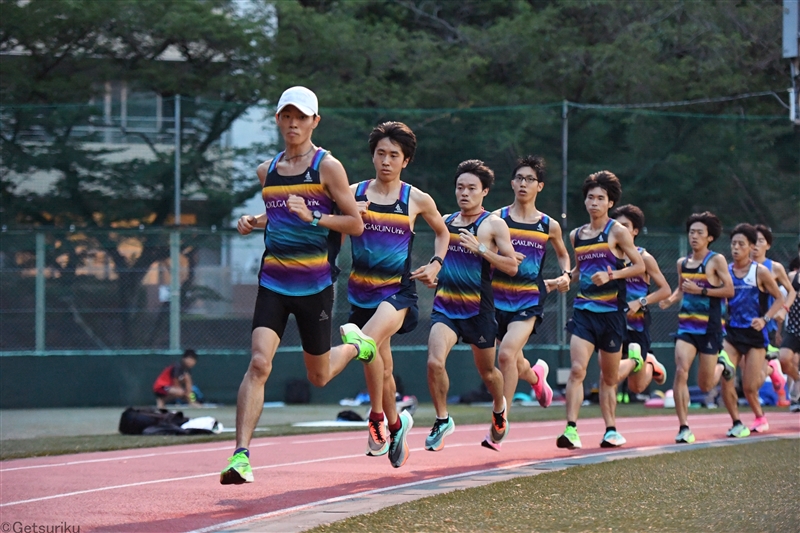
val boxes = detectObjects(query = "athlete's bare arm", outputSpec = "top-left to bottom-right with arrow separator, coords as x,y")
237,161 -> 272,235
567,229 -> 580,285
590,222 -> 644,286
287,155 -> 364,236
659,259 -> 684,310
461,214 -> 518,276
627,251 -> 671,316
771,261 -> 795,325
545,220 -> 571,292
682,254 -> 734,299
409,189 -> 448,288
752,263 -> 786,331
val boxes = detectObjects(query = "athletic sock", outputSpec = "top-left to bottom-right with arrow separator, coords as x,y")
437,415 -> 450,422
388,418 -> 402,433
679,425 -> 689,432
348,342 -> 361,357
733,419 -> 742,426
567,421 -> 577,428
606,426 -> 616,433
234,447 -> 249,458
368,410 -> 384,422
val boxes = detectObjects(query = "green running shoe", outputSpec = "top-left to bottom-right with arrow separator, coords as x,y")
628,342 -> 644,373
726,422 -> 750,438
220,451 -> 254,484
340,323 -> 377,363
675,427 -> 696,444
556,425 -> 582,449
425,416 -> 455,451
717,350 -> 735,381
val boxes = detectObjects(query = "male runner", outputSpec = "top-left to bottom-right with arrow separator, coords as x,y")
345,121 -> 449,468
660,211 -> 736,444
752,224 -> 795,405
487,155 -> 570,451
610,205 -> 671,394
780,253 -> 800,412
426,160 -> 518,452
559,171 -> 645,450
222,86 -> 372,484
719,223 -> 784,436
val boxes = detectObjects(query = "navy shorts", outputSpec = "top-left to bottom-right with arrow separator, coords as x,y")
675,330 -> 723,356
348,284 -> 419,335
724,326 -> 767,355
781,331 -> 800,353
252,284 -> 333,356
623,328 -> 651,358
566,308 -> 626,353
431,309 -> 497,349
495,307 -> 542,341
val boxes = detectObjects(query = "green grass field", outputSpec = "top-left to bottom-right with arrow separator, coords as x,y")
309,438 -> 799,533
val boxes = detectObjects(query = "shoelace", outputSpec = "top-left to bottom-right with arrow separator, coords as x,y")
492,410 -> 506,430
429,418 -> 448,437
369,419 -> 385,443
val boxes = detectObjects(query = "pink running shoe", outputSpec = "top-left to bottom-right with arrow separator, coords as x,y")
646,353 -> 667,386
531,359 -> 553,408
750,416 -> 769,433
768,359 -> 787,392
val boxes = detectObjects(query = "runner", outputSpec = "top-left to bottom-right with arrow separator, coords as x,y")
486,155 -> 570,451
718,223 -> 784,436
778,244 -> 800,412
222,86 -> 370,484
346,121 -> 449,467
610,205 -> 671,395
559,171 -> 645,450
426,159 -> 518,452
659,211 -> 735,444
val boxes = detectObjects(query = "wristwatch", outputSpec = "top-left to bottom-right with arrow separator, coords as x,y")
701,287 -> 708,297
310,210 -> 322,227
638,297 -> 648,309
477,243 -> 488,255
429,255 -> 444,266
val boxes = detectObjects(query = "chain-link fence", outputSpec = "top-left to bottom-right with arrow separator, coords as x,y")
1,227 -> 796,354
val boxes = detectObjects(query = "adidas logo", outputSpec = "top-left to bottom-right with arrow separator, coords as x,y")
536,224 -> 543,232
478,336 -> 486,343
319,310 -> 329,321
394,204 -> 403,213
598,235 -> 604,242
391,294 -> 397,299
304,171 -> 312,183
609,340 -> 615,347
520,311 -> 527,316
470,227 -> 476,235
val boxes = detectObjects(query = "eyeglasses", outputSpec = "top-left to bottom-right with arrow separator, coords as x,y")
513,175 -> 539,184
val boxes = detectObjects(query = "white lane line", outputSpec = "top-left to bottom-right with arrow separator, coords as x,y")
0,421 -> 736,508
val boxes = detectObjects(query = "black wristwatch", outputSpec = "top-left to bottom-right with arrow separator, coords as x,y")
701,287 -> 708,297
429,255 -> 444,266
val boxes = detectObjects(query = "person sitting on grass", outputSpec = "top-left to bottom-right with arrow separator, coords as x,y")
153,349 -> 201,408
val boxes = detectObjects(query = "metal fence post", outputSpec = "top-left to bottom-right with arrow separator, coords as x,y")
558,100 -> 569,353
35,232 -> 45,352
170,230 -> 181,352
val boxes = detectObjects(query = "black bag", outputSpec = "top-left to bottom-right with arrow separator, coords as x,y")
118,407 -> 189,435
285,378 -> 311,404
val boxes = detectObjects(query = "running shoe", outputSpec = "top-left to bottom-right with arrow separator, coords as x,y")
365,417 -> 389,456
765,344 -> 779,360
717,350 -> 736,381
750,416 -> 769,433
531,359 -> 553,408
726,422 -> 751,438
767,359 -> 787,392
489,398 -> 508,444
790,400 -> 800,413
387,410 -> 414,468
425,416 -> 455,451
220,451 -> 254,484
646,352 -> 667,385
600,429 -> 627,448
340,323 -> 377,363
556,425 -> 582,449
628,342 -> 644,373
776,389 -> 790,407
481,433 -> 502,451
675,427 -> 696,444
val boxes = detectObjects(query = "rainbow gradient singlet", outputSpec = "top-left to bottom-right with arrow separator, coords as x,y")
677,251 -> 723,336
625,246 -> 649,331
258,148 -> 340,296
573,219 -> 626,313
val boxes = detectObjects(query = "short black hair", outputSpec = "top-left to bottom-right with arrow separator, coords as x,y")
730,223 -> 758,245
686,211 -> 722,241
454,159 -> 495,190
182,349 -> 198,360
611,204 -> 645,232
582,171 -> 621,205
511,155 -> 546,183
753,224 -> 773,246
369,121 -> 417,162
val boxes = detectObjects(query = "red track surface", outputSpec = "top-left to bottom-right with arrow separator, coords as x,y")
1,412 -> 797,532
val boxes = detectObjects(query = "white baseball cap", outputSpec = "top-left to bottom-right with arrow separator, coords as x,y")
276,86 -> 318,116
